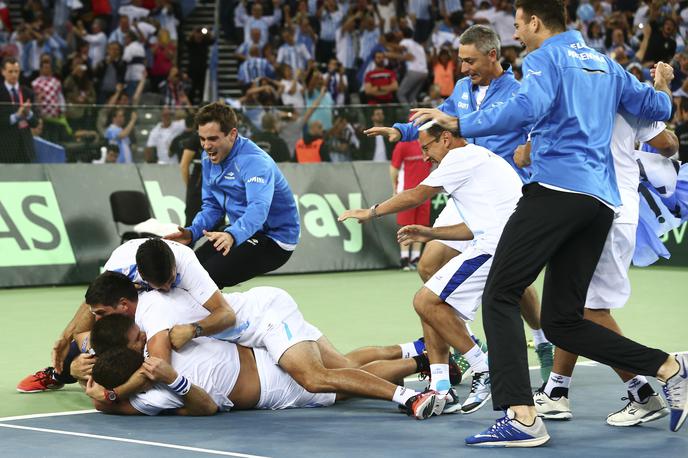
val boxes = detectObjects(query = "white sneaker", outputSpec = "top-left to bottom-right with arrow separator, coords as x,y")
462,371 -> 491,414
442,388 -> 463,414
606,393 -> 669,427
662,353 -> 688,432
533,388 -> 572,420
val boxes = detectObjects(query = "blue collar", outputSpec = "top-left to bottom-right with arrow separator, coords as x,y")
540,30 -> 584,49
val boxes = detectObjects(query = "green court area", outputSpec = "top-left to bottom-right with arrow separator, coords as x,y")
1,266 -> 686,418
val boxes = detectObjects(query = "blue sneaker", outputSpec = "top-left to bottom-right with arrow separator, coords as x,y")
465,409 -> 550,447
662,353 -> 688,432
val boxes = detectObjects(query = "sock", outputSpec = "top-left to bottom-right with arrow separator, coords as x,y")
413,354 -> 429,373
531,328 -> 549,347
410,249 -> 421,262
429,364 -> 451,393
544,372 -> 571,398
465,322 -> 474,337
463,344 -> 489,373
399,341 -> 422,359
626,376 -> 651,402
392,385 -> 417,404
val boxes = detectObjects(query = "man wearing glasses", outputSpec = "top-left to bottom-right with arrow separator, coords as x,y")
339,121 -> 522,414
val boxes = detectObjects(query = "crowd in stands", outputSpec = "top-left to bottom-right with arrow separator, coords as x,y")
2,1 -> 688,165
0,0 -> 213,164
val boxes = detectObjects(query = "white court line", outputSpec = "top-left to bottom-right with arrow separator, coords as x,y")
0,423 -> 270,458
0,409 -> 97,422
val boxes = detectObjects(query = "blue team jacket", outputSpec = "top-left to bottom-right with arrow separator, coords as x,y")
458,30 -> 672,207
393,66 -> 530,182
186,135 -> 300,247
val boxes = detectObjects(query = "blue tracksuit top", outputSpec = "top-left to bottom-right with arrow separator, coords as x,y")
392,66 -> 531,182
186,135 -> 300,247
458,30 -> 672,207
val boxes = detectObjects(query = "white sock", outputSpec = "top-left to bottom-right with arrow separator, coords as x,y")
429,363 -> 451,394
544,372 -> 571,397
465,322 -> 474,337
399,246 -> 408,258
463,344 -> 489,373
531,328 -> 549,347
399,342 -> 421,359
410,249 -> 421,261
626,375 -> 649,401
392,385 -> 417,404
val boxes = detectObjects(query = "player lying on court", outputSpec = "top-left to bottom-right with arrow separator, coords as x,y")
339,120 -> 524,415
82,272 -> 460,418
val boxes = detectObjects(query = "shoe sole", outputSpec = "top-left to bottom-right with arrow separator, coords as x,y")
606,407 -> 669,427
538,411 -> 572,420
412,394 -> 437,420
443,402 -> 463,414
671,404 -> 688,432
16,386 -> 64,393
467,434 -> 551,448
461,393 -> 492,414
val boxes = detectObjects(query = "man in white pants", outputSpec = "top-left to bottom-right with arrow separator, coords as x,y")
530,111 -> 679,425
340,121 -> 523,415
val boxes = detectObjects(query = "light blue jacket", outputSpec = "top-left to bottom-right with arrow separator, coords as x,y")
393,67 -> 531,182
458,30 -> 672,206
186,136 -> 300,246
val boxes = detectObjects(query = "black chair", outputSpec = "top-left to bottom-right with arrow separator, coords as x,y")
109,190 -> 158,243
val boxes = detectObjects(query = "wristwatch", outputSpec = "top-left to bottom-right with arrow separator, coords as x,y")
104,389 -> 118,403
192,322 -> 203,338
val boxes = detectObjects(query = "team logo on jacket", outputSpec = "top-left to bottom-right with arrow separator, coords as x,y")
225,172 -> 235,180
461,92 -> 469,100
247,176 -> 266,184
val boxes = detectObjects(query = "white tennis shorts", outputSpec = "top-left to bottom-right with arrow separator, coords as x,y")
586,222 -> 636,310
424,245 -> 493,321
254,347 -> 336,410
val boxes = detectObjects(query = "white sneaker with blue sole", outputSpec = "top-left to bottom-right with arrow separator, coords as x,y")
662,352 -> 688,432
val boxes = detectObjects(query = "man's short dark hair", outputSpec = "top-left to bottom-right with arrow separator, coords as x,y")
514,0 -> 566,32
91,313 -> 135,354
136,238 -> 176,286
85,271 -> 138,307
425,123 -> 459,139
92,347 -> 143,389
195,102 -> 238,135
2,56 -> 18,70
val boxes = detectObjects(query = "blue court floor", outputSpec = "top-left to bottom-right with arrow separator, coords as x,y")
1,364 -> 686,458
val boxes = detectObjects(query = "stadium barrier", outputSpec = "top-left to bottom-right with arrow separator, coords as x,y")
1,163 -> 685,288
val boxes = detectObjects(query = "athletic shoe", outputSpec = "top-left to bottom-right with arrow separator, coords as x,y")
661,353 -> 688,432
401,258 -> 411,271
535,342 -> 555,383
452,337 -> 488,383
403,390 -> 444,420
533,386 -> 572,420
606,392 -> 669,427
410,257 -> 420,270
462,371 -> 491,414
16,367 -> 64,393
418,353 -> 462,386
443,388 -> 463,414
465,409 -> 550,447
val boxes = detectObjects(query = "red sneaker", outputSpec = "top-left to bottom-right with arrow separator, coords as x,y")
16,367 -> 64,393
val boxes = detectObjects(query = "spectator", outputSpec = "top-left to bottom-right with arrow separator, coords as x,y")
104,107 -> 138,163
251,113 -> 291,162
237,46 -> 275,89
407,0 -> 434,44
13,24 -> 41,83
108,15 -> 131,46
149,28 -> 177,90
276,28 -> 312,73
277,64 -> 305,109
432,47 -> 456,98
638,16 -> 677,65
63,58 -> 96,131
295,17 -> 317,58
605,27 -> 634,58
240,1 -> 282,49
674,97 -> 688,163
627,62 -> 646,82
31,56 -> 65,126
325,58 -> 348,105
390,139 -> 432,269
104,144 -> 120,163
75,18 -> 107,68
586,21 -> 606,53
473,0 -> 519,47
358,107 -> 394,161
155,0 -> 181,42
336,10 -> 359,94
304,69 -> 334,131
176,115 -> 203,226
364,51 -> 398,105
185,26 -> 213,104
122,31 -> 146,96
375,0 -> 397,33
325,114 -> 360,162
359,14 -> 381,63
295,119 -> 329,163
94,41 -> 126,104
159,66 -> 191,107
394,27 -> 428,104
144,106 -> 186,163
236,27 -> 263,61
0,56 -> 38,163
316,0 -> 343,63
422,83 -> 444,106
119,0 -> 150,23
